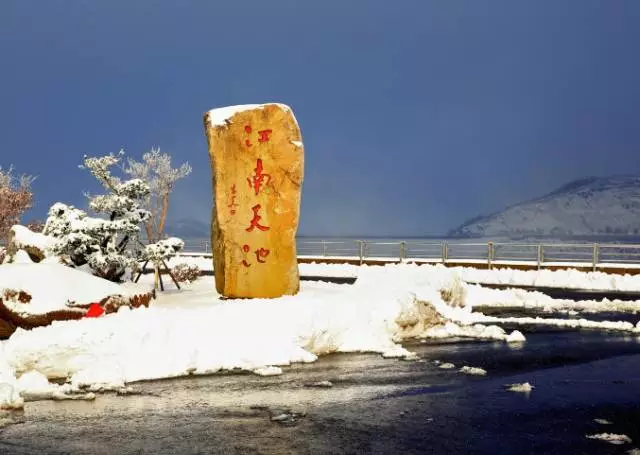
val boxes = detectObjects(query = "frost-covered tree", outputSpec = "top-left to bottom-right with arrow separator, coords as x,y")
0,166 -> 34,244
124,148 -> 191,243
44,152 -> 186,283
43,153 -> 151,281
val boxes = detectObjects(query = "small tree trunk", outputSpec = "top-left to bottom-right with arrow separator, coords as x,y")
157,193 -> 170,240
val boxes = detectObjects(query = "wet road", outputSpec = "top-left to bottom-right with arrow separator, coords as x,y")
2,330 -> 640,454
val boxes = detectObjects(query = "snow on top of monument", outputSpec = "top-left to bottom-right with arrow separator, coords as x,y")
0,263 -> 148,316
207,103 -> 296,127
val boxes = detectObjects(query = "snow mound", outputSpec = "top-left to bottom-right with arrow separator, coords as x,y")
507,382 -> 534,393
0,343 -> 23,409
253,366 -> 283,376
459,366 -> 487,376
505,330 -> 526,343
594,418 -> 612,425
586,433 -> 632,445
16,370 -> 95,401
10,225 -> 56,254
12,250 -> 33,264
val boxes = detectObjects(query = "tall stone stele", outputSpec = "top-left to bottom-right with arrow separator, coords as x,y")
203,103 -> 304,298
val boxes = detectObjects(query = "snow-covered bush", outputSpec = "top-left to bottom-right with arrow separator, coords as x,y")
43,152 -> 185,282
171,263 -> 201,283
143,237 -> 184,263
0,247 -> 6,265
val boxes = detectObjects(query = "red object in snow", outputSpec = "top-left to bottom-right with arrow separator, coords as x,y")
85,303 -> 105,318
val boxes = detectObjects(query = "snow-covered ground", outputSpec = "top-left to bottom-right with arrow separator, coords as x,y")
168,255 -> 640,292
2,262 -> 640,409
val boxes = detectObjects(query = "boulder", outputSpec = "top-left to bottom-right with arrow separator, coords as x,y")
203,103 -> 304,298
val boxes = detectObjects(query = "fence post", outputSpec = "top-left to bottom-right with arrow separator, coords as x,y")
321,240 -> 327,257
400,241 -> 407,262
358,240 -> 365,265
537,244 -> 544,270
592,243 -> 599,272
487,241 -> 494,270
441,242 -> 448,263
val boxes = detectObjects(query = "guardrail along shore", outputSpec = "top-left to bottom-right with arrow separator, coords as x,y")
182,239 -> 640,275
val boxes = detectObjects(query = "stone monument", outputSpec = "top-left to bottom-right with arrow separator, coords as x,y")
203,103 -> 304,298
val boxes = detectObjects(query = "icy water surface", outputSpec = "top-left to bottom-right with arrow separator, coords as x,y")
2,331 -> 640,454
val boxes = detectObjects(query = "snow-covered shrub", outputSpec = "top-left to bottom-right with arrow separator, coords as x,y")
43,153 -> 151,282
0,247 -> 6,265
43,152 -> 185,282
143,237 -> 184,263
171,263 -> 201,283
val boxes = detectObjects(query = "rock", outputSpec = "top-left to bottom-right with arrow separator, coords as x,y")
304,380 -> 333,388
268,408 -> 306,426
203,103 -> 304,298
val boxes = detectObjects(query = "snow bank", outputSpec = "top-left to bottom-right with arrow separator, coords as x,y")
5,262 -> 638,403
0,265 -> 517,395
0,343 -> 23,409
586,433 -> 632,445
173,255 -> 640,294
472,313 -> 640,333
16,371 -> 95,401
434,264 -> 640,293
421,322 -> 523,342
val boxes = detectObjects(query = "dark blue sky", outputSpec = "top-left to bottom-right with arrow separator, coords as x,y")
1,1 -> 639,236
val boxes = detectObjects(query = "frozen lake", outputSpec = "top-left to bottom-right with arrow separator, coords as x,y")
2,328 -> 640,454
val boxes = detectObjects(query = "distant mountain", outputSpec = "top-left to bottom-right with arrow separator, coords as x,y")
450,175 -> 640,238
165,217 -> 210,239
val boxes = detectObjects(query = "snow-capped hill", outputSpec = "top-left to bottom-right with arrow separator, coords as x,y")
450,175 -> 640,238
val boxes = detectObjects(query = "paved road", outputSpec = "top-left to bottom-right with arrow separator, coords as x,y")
2,329 -> 640,454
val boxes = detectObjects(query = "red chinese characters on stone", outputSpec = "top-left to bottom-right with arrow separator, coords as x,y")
227,184 -> 238,215
247,159 -> 271,196
240,244 -> 271,267
258,129 -> 272,143
244,125 -> 253,147
255,247 -> 270,263
241,244 -> 251,267
245,204 -> 269,232
244,125 -> 272,147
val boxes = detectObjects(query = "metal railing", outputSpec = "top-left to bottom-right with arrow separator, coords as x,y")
180,239 -> 640,270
